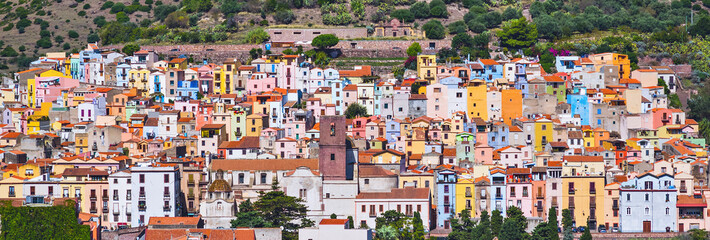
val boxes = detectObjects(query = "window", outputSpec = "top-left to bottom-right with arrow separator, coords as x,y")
645,193 -> 649,201
666,207 -> 670,215
238,173 -> 244,184
330,154 -> 335,161
260,173 -> 267,184
627,193 -> 631,201
364,179 -> 370,185
164,174 -> 169,183
627,208 -> 631,215
645,207 -> 650,215
139,174 -> 145,183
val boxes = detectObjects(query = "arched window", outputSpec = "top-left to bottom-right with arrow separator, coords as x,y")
626,208 -> 631,215
330,123 -> 336,136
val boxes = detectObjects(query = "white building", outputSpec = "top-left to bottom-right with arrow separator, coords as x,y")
354,187 -> 431,229
108,170 -> 132,229
130,164 -> 181,226
299,219 -> 372,240
200,172 -> 236,228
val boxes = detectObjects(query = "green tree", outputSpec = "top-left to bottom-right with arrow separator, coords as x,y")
407,42 -> 422,57
548,207 -> 560,240
540,52 -> 555,73
392,66 -> 405,80
497,17 -> 538,50
36,38 -> 52,48
392,9 -> 414,23
122,43 -> 141,56
330,213 -> 337,219
376,225 -> 399,240
429,0 -> 448,18
423,20 -> 445,39
345,103 -> 368,119
561,209 -> 573,231
491,209 -> 502,237
580,223 -> 592,240
410,1 -> 429,19
245,28 -> 269,44
347,216 -> 355,229
165,11 -> 189,28
231,200 -> 272,228
499,206 -> 528,240
452,33 -> 474,50
311,34 -> 339,49
252,191 -> 313,240
154,4 -> 179,21
562,228 -> 573,240
502,6 -> 522,21
0,46 -> 18,57
116,12 -> 129,23
412,212 -> 425,240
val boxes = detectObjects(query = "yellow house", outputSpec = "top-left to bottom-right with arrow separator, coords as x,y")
562,176 -> 605,228
590,52 -> 631,79
0,88 -> 15,103
399,171 -> 435,197
456,178 -> 476,215
39,69 -> 69,78
582,128 -> 595,147
467,79 -> 488,120
128,68 -> 151,91
168,58 -> 188,70
0,176 -> 25,198
417,55 -> 437,82
246,113 -> 267,137
603,182 -> 621,230
27,77 -> 36,108
561,156 -> 605,177
534,117 -> 553,152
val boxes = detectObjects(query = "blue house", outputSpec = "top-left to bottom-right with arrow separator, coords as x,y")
489,168 -> 508,216
619,172 -> 677,232
177,80 -> 200,100
567,88 -> 590,126
435,168 -> 457,229
555,56 -> 581,73
477,59 -> 503,82
385,120 -> 401,148
487,122 -> 510,150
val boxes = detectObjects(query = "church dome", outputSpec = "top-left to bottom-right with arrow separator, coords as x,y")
208,179 -> 231,192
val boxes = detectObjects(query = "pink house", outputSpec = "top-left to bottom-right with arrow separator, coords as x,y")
651,108 -> 685,129
34,77 -> 80,107
174,100 -> 200,114
426,83 -> 448,118
306,98 -> 326,120
275,137 -> 298,158
246,73 -> 276,94
351,117 -> 370,138
507,168 -> 534,217
475,142 -> 493,165
195,104 -> 213,130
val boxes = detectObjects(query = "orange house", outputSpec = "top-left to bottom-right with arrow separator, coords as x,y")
501,89 -> 523,125
592,128 -> 610,147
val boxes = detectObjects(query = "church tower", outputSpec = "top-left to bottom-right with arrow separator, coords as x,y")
319,115 -> 349,180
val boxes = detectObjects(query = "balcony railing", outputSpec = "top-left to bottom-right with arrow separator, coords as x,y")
102,195 -> 109,201
680,187 -> 688,193
163,206 -> 171,212
138,205 -> 146,212
90,208 -> 98,213
164,192 -> 171,198
590,188 -> 596,194
113,195 -> 119,201
126,194 -> 131,200
103,207 -> 109,213
569,189 -> 575,194
139,192 -> 146,198
536,194 -> 544,199
679,214 -> 704,219
612,204 -> 619,210
465,192 -> 472,197
90,195 -> 97,201
369,212 -> 376,217
188,179 -> 195,186
590,202 -> 596,209
9,192 -> 15,197
188,194 -> 195,200
495,194 -> 502,199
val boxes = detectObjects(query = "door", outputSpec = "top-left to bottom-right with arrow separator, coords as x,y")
679,223 -> 684,232
643,221 -> 652,232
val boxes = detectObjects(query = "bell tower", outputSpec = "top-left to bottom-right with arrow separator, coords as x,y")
319,115 -> 348,180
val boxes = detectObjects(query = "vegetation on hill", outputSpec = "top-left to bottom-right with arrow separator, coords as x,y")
0,200 -> 90,240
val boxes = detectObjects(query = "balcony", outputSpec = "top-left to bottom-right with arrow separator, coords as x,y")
590,188 -> 596,194
9,192 -> 15,197
126,194 -> 132,200
164,192 -> 171,199
551,201 -> 558,207
113,207 -> 120,214
139,205 -> 146,212
90,195 -> 97,201
187,179 -> 195,186
465,192 -> 472,197
103,207 -> 109,213
102,195 -> 109,201
536,194 -> 544,199
90,208 -> 98,213
200,179 -> 209,185
139,192 -> 146,199
680,187 -> 688,193
612,204 -> 619,210
569,189 -> 575,195
369,212 -> 377,217
679,214 -> 704,219
495,194 -> 503,199
188,193 -> 195,200
163,206 -> 171,212
589,202 -> 596,209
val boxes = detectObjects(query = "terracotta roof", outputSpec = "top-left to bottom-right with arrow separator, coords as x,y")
356,187 -> 429,199
549,142 -> 569,148
148,217 -> 200,226
211,159 -> 318,171
200,124 -> 225,129
479,59 -> 499,65
410,94 -> 427,100
506,168 -> 531,175
145,229 -> 255,240
339,65 -> 372,77
320,219 -> 349,225
677,195 -> 706,207
219,136 -> 259,149
359,165 -> 396,177
168,58 -> 186,64
563,156 -> 603,162
543,76 -> 564,83
62,168 -> 109,176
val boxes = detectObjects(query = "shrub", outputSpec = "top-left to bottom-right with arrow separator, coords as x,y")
62,43 -> 71,50
3,23 -> 14,31
101,1 -> 114,10
122,43 -> 141,55
68,30 -> 79,38
83,3 -> 90,9
467,20 -> 486,33
410,1 -> 429,19
245,28 -> 269,43
54,35 -> 64,43
154,5 -> 178,21
110,2 -> 125,13
423,20 -> 445,39
16,19 -> 32,29
36,37 -> 52,48
164,11 -> 189,28
40,30 -> 51,38
94,16 -> 107,27
116,11 -> 129,22
273,10 -> 295,24
87,33 -> 100,43
78,10 -> 86,16
0,46 -> 18,57
311,34 -> 339,48
391,9 -> 414,23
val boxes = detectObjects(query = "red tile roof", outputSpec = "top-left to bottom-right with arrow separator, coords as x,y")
320,219 -> 349,225
356,187 -> 429,199
148,217 -> 201,226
